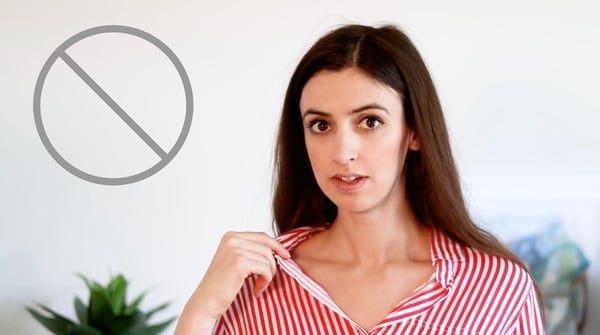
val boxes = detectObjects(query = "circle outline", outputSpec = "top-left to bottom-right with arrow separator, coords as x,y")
33,25 -> 193,185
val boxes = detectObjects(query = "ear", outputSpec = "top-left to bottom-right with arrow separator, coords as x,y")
408,131 -> 419,151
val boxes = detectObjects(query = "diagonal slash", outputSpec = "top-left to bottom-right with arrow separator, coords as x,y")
59,51 -> 168,159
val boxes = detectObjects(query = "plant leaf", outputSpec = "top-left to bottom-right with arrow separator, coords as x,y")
144,302 -> 170,321
124,291 -> 147,316
67,324 -> 104,335
26,305 -> 75,335
107,274 -> 127,315
130,317 -> 176,335
88,284 -> 114,329
75,273 -> 93,290
37,304 -> 78,325
108,312 -> 147,334
74,297 -> 88,325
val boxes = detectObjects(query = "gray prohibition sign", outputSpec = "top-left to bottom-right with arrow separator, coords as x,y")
33,25 -> 193,185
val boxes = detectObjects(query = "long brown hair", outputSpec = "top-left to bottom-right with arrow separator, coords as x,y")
272,24 -> 542,304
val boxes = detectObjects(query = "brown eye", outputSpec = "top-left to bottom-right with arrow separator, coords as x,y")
310,120 -> 330,133
359,116 -> 382,129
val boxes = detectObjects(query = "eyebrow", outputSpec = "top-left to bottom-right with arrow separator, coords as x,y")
301,103 -> 389,120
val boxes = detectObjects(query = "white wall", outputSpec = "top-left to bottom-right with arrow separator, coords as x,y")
1,0 -> 598,333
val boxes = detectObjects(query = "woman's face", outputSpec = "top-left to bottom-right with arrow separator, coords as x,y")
299,67 -> 418,215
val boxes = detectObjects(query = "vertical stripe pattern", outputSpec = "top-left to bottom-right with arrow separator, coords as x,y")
214,226 -> 545,334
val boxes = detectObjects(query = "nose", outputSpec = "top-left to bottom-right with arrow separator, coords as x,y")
332,127 -> 358,165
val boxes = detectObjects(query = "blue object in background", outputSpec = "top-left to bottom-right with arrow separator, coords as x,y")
480,216 -> 590,335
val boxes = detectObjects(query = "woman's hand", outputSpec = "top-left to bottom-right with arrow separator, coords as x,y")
174,232 -> 291,335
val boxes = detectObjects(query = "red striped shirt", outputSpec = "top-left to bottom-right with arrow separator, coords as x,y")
215,226 -> 545,334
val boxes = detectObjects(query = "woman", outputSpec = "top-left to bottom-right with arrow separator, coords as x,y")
175,24 -> 545,334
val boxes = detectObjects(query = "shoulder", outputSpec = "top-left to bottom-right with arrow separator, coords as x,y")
433,229 -> 534,303
276,225 -> 327,251
430,231 -> 542,333
464,245 -> 533,291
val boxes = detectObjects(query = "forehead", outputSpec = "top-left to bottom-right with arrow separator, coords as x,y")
299,67 -> 402,114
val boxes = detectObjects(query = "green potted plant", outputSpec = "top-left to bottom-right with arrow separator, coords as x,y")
26,273 -> 175,335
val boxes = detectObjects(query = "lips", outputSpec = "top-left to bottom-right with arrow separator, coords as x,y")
333,173 -> 365,180
331,173 -> 367,191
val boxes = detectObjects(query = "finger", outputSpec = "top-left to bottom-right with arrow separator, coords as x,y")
223,236 -> 278,275
222,233 -> 285,271
253,276 -> 270,297
239,239 -> 280,274
233,232 -> 291,259
240,257 -> 275,295
234,247 -> 276,279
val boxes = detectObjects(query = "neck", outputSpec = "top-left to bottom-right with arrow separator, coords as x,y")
326,199 -> 430,267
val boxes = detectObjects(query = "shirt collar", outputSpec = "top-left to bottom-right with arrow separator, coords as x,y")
430,229 -> 466,262
430,229 -> 465,289
276,225 -> 327,251
277,225 -> 466,262
275,225 -> 464,326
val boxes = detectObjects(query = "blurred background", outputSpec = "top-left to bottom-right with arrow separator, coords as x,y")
1,0 -> 598,333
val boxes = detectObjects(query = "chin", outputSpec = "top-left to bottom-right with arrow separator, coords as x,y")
331,198 -> 378,215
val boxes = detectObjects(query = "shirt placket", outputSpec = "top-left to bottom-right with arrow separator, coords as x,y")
275,255 -> 370,334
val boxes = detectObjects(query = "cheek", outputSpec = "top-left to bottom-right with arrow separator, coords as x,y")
370,134 -> 406,174
305,138 -> 325,172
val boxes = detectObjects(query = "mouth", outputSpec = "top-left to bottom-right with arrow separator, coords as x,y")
333,173 -> 366,181
338,175 -> 361,182
331,174 -> 367,190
